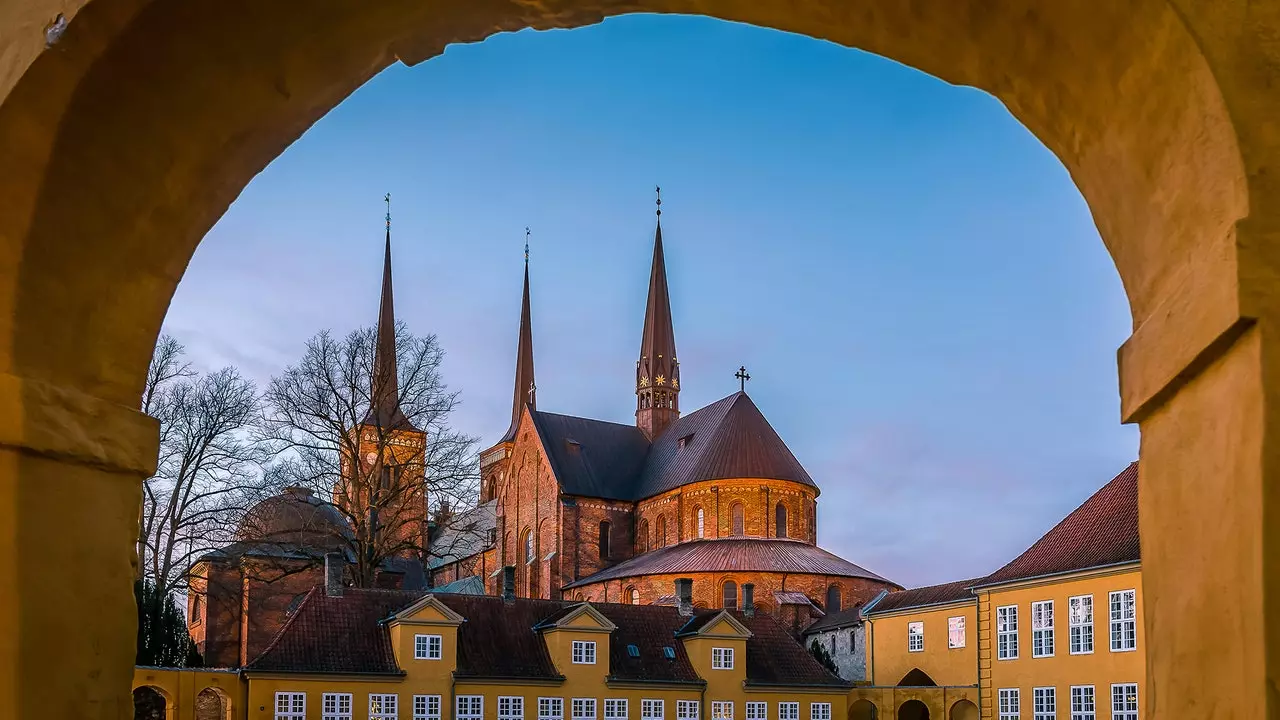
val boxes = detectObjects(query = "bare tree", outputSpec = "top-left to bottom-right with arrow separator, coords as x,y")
138,335 -> 268,597
258,324 -> 481,587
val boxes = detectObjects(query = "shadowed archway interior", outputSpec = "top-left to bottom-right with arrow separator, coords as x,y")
1,1 -> 1278,718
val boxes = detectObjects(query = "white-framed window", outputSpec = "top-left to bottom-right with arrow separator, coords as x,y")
276,692 -> 306,720
539,698 -> 565,720
572,699 -> 597,720
1032,600 -> 1055,658
697,507 -> 705,538
907,621 -> 924,652
1068,595 -> 1094,654
1110,684 -> 1138,720
641,700 -> 664,720
323,693 -> 352,720
604,700 -> 628,720
998,689 -> 1020,720
414,634 -> 443,660
745,702 -> 766,720
413,696 -> 441,720
997,605 -> 1019,659
457,696 -> 484,720
711,647 -> 735,669
1109,590 -> 1137,651
810,703 -> 831,720
572,640 -> 597,664
948,616 -> 966,648
677,702 -> 699,720
499,697 -> 525,720
711,702 -> 733,720
1068,686 -> 1094,720
1032,687 -> 1055,720
370,694 -> 398,720
778,703 -> 798,720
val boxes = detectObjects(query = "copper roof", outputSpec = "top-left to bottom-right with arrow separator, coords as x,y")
977,461 -> 1139,587
636,214 -> 679,403
530,392 -> 816,502
248,588 -> 842,686
500,256 -> 536,444
364,221 -> 413,431
863,578 -> 979,615
563,537 -> 894,588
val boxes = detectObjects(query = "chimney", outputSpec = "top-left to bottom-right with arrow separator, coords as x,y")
324,553 -> 344,597
502,565 -> 516,601
675,578 -> 693,617
742,583 -> 755,617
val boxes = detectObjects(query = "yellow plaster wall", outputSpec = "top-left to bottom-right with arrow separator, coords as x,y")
133,667 -> 247,719
867,603 -> 978,688
979,568 -> 1144,717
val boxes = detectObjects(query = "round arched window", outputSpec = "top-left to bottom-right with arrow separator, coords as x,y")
722,580 -> 738,609
629,587 -> 640,605
730,502 -> 745,536
695,506 -> 705,538
523,529 -> 535,563
775,502 -> 788,538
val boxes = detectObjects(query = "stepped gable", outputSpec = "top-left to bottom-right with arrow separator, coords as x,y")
246,588 -> 844,686
528,411 -> 651,501
978,461 -> 1140,587
633,391 -> 815,499
563,537 -> 894,588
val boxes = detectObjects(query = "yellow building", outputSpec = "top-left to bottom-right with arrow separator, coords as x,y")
136,573 -> 851,720
856,462 -> 1141,720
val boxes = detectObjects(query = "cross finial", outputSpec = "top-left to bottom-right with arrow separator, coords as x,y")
525,227 -> 530,263
384,193 -> 391,230
655,185 -> 662,218
528,380 -> 537,403
735,366 -> 751,392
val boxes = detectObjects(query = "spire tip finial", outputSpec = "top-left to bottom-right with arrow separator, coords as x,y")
655,185 -> 662,218
524,226 -> 530,263
384,192 -> 391,230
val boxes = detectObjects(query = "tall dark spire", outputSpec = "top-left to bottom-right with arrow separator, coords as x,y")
636,186 -> 680,439
500,228 -> 536,443
364,194 -> 411,430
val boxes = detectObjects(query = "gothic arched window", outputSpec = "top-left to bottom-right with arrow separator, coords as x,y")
826,584 -> 842,613
656,515 -> 667,548
731,502 -> 745,536
695,506 -> 705,538
637,519 -> 650,554
628,587 -> 640,605
722,580 -> 738,610
775,503 -> 788,538
523,529 -> 535,564
599,520 -> 611,561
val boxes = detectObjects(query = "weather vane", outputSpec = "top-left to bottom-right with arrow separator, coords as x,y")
525,227 -> 530,263
656,185 -> 661,218
384,193 -> 391,230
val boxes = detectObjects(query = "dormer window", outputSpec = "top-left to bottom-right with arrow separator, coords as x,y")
566,439 -> 581,454
571,640 -> 597,664
712,647 -> 735,669
626,644 -> 640,657
677,433 -> 694,449
663,646 -> 677,660
414,634 -> 443,660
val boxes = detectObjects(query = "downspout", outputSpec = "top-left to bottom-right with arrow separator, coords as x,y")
450,675 -> 457,720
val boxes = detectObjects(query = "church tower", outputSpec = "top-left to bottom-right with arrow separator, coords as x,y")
636,188 -> 680,440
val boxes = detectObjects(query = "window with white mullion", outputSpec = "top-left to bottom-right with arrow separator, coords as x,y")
413,696 -> 441,720
997,605 -> 1019,660
641,700 -> 664,720
539,698 -> 565,720
777,703 -> 798,720
276,693 -> 306,720
499,697 -> 525,720
1109,590 -> 1137,651
712,647 -> 734,669
323,694 -> 352,720
1032,601 -> 1054,657
414,634 -> 442,660
907,621 -> 924,652
711,702 -> 733,720
1068,595 -> 1094,654
604,700 -> 628,720
745,702 -> 766,720
676,702 -> 699,720
998,689 -> 1020,720
370,694 -> 398,720
572,641 -> 597,664
457,696 -> 484,720
810,703 -> 831,720
1110,684 -> 1138,720
1032,687 -> 1055,720
1069,686 -> 1094,720
572,698 -> 597,720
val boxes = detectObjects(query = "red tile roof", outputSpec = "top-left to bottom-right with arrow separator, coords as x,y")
977,462 -> 1140,587
563,537 -> 895,588
862,578 -> 979,616
248,588 -> 843,686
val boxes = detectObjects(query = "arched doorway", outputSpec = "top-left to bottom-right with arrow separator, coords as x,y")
133,686 -> 169,720
896,700 -> 929,720
849,699 -> 878,720
947,700 -> 977,720
196,687 -> 232,720
0,2 -> 1273,718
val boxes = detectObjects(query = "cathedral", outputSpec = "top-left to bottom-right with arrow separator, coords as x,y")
188,193 -> 898,668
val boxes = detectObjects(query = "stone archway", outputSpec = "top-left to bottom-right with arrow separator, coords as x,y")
195,687 -> 231,720
132,686 -> 170,720
1,2 -> 1279,718
947,701 -> 977,720
896,700 -> 929,720
849,699 -> 878,720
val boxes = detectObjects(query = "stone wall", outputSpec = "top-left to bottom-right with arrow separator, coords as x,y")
805,623 -> 867,682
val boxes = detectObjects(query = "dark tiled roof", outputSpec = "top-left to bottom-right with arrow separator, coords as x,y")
863,578 -> 979,615
634,392 -> 815,498
529,392 -> 816,502
738,611 -> 849,687
978,462 -> 1140,587
564,537 -> 895,588
428,500 -> 496,570
248,589 -> 840,686
801,604 -> 866,634
528,412 -> 651,501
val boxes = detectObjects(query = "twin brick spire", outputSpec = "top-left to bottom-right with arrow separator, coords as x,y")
364,198 -> 413,431
500,235 -> 537,443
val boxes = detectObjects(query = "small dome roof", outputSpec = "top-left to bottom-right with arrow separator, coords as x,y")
236,486 -> 351,548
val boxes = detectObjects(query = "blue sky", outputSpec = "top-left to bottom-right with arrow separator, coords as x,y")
165,14 -> 1137,588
